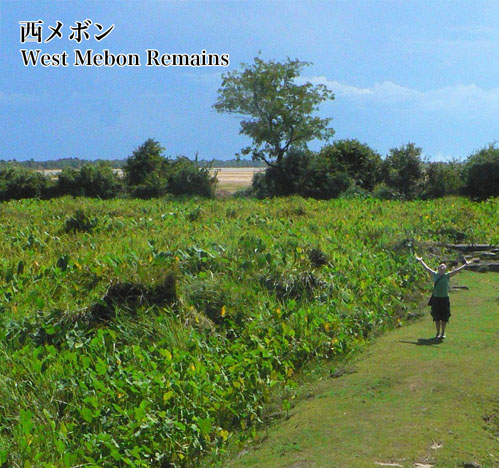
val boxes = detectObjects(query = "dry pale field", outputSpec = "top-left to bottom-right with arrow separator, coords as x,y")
211,167 -> 264,191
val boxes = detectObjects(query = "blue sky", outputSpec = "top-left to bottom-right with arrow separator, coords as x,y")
1,1 -> 498,162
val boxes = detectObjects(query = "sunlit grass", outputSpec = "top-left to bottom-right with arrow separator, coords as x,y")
225,272 -> 499,468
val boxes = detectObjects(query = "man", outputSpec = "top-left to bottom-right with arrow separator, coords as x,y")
415,256 -> 470,339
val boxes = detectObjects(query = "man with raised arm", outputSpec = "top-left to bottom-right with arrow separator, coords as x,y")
415,256 -> 470,340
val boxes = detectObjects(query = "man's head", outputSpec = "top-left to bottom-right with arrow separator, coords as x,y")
438,263 -> 447,274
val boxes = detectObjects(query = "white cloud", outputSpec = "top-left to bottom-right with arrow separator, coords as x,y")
301,76 -> 499,115
432,151 -> 463,163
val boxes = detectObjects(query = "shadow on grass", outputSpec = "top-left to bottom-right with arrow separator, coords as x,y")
399,337 -> 442,347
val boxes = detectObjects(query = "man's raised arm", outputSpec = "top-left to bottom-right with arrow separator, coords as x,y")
415,255 -> 437,275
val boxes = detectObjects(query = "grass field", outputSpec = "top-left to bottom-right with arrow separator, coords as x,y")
0,196 -> 497,467
225,271 -> 499,468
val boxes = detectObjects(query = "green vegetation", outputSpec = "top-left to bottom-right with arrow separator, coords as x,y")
225,271 -> 499,468
1,54 -> 496,466
319,139 -> 382,192
56,163 -> 123,199
0,166 -> 50,202
124,139 -> 168,190
165,157 -> 216,198
0,196 -> 497,467
124,139 -> 216,199
421,160 -> 464,200
0,158 -> 127,170
250,141 -> 383,199
0,140 -> 217,201
381,142 -> 424,200
0,158 -> 265,170
249,140 -> 499,201
463,143 -> 499,201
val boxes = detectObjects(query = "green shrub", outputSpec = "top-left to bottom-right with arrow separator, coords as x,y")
0,165 -> 50,201
463,143 -> 499,200
56,167 -> 80,195
381,143 -> 424,200
318,139 -> 382,191
130,168 -> 169,199
421,161 -> 464,199
57,163 -> 122,198
250,149 -> 310,198
301,154 -> 353,199
123,139 -> 171,198
124,140 -> 215,198
123,138 -> 169,187
250,149 -> 353,199
63,209 -> 98,233
304,169 -> 352,199
167,157 -> 216,197
340,184 -> 372,200
372,183 -> 403,200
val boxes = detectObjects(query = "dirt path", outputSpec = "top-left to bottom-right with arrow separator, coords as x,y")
225,272 -> 499,468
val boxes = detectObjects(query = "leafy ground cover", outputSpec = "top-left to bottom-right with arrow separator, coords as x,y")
224,271 -> 499,468
0,196 -> 497,467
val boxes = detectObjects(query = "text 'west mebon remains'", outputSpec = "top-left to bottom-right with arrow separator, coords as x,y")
19,48 -> 230,67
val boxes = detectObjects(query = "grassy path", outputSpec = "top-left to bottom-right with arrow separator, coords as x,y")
225,272 -> 498,468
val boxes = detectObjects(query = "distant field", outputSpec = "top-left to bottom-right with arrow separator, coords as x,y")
40,167 -> 265,193
211,167 -> 264,192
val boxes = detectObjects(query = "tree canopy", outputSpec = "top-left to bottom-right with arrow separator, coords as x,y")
214,56 -> 334,166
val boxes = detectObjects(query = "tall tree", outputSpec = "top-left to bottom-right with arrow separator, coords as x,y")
214,56 -> 334,167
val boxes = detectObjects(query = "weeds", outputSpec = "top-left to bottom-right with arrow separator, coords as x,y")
260,269 -> 329,300
89,272 -> 177,321
308,247 -> 329,267
0,196 -> 496,467
63,209 -> 98,233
